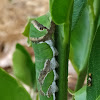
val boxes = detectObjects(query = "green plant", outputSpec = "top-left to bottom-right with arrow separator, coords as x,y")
0,0 -> 100,100
0,68 -> 32,100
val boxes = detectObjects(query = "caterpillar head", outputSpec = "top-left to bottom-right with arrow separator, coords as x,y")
29,18 -> 55,43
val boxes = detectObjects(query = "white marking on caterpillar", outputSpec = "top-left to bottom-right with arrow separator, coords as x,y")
46,86 -> 52,98
40,89 -> 45,96
46,81 -> 58,100
31,20 -> 47,31
50,57 -> 59,70
38,60 -> 51,85
53,70 -> 59,81
29,36 -> 45,43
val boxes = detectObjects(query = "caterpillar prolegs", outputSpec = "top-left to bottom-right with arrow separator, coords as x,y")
29,14 -> 58,100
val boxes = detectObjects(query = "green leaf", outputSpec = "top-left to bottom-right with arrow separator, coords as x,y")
36,93 -> 39,100
69,4 -> 91,92
72,0 -> 86,30
87,26 -> 100,100
97,16 -> 100,27
70,6 -> 90,73
68,88 -> 74,95
70,0 -> 100,92
22,20 -> 31,37
96,95 -> 100,100
12,43 -> 36,88
74,86 -> 86,100
0,68 -> 32,100
50,0 -> 74,24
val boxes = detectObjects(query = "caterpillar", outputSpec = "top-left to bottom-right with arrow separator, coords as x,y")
29,13 -> 58,100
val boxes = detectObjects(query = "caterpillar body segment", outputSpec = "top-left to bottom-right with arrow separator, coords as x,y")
29,16 -> 58,100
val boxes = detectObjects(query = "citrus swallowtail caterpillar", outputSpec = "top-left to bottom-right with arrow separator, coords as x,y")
29,14 -> 58,100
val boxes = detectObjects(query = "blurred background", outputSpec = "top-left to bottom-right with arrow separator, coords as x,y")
0,0 -> 78,99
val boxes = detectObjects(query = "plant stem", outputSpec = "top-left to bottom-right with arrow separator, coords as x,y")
54,2 -> 73,99
54,24 -> 70,100
53,0 -> 73,99
75,68 -> 87,91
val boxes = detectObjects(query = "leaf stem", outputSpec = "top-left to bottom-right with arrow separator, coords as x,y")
75,68 -> 87,91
